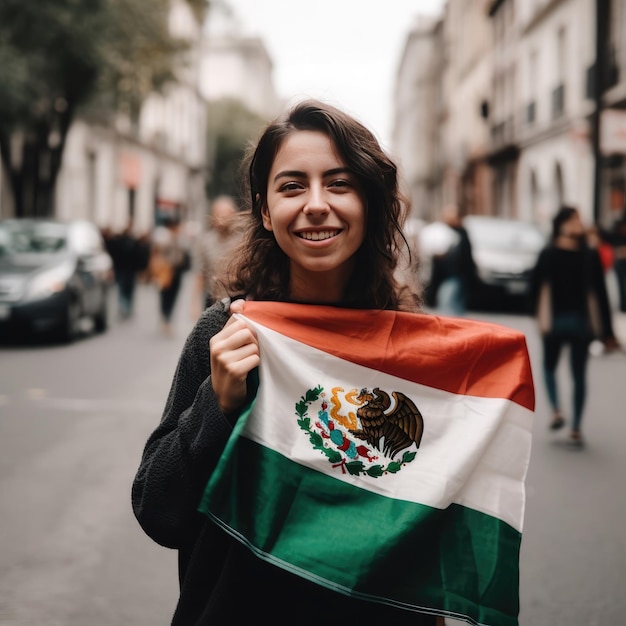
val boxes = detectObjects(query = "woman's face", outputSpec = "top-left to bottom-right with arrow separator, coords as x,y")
561,211 -> 585,239
262,130 -> 366,301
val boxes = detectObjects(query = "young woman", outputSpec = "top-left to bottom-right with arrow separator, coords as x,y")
131,100 -> 437,624
530,206 -> 619,446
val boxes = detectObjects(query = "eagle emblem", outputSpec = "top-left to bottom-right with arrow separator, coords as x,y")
351,387 -> 424,459
295,385 -> 424,477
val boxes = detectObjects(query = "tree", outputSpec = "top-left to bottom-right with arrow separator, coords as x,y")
0,0 -> 208,217
205,98 -> 267,202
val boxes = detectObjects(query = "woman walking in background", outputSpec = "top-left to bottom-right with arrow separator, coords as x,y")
149,215 -> 190,336
530,206 -> 619,447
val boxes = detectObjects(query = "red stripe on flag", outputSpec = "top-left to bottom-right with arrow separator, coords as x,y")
241,301 -> 535,411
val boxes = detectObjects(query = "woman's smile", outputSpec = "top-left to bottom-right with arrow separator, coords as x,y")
295,229 -> 342,242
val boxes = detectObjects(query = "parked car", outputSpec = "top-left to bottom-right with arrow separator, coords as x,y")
463,215 -> 547,310
0,218 -> 114,342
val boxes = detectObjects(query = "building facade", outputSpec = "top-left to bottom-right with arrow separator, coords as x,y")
393,0 -> 626,232
393,0 -> 495,220
1,0 -> 280,236
393,15 -> 441,221
487,0 -> 520,219
443,0 -> 494,217
515,0 -> 596,230
200,4 -> 280,121
54,0 -> 209,235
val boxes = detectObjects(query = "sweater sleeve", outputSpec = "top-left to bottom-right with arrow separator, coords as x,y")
131,302 -> 234,549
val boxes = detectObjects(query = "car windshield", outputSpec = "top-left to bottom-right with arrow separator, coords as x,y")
465,219 -> 545,251
0,221 -> 68,256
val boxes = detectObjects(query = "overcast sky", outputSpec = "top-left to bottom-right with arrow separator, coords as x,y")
226,0 -> 446,149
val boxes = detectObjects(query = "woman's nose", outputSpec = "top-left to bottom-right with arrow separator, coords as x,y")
303,184 -> 330,215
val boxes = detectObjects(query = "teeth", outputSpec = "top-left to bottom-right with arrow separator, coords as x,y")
299,230 -> 339,241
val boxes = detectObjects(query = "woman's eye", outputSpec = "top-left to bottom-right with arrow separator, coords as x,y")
279,182 -> 302,192
329,179 -> 351,189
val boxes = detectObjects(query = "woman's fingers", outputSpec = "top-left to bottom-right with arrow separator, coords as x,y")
210,316 -> 259,415
229,298 -> 245,315
213,329 -> 259,376
212,317 -> 256,352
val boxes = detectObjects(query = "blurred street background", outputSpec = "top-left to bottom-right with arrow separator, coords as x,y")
2,0 -> 626,624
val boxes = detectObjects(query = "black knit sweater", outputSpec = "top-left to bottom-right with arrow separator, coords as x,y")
131,300 -> 437,625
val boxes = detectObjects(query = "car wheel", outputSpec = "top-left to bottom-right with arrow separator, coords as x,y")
57,297 -> 81,343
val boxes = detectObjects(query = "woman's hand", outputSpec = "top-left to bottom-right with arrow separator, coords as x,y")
209,300 -> 259,415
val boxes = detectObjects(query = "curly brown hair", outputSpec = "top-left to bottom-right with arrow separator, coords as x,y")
225,99 -> 420,311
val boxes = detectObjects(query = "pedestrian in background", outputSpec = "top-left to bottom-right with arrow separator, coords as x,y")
106,221 -> 148,319
189,195 -> 243,319
149,215 -> 190,336
424,204 -> 476,316
530,206 -> 619,447
131,100 -> 452,625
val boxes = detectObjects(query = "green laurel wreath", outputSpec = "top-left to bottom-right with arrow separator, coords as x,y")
295,385 -> 416,478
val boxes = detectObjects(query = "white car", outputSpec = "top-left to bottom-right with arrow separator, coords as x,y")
463,215 -> 546,309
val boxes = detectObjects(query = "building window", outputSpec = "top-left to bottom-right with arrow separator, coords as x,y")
554,26 -> 567,118
528,50 -> 538,124
555,162 -> 564,209
557,26 -> 567,79
530,170 -> 539,221
552,84 -> 565,118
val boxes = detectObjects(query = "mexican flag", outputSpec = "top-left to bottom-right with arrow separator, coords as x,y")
198,301 -> 535,625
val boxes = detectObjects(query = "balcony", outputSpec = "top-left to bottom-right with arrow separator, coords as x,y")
487,116 -> 519,165
491,116 -> 515,145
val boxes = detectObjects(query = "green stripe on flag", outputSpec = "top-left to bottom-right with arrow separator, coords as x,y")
199,434 -> 521,626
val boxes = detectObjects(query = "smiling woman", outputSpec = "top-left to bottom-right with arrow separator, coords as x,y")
132,100 -> 453,625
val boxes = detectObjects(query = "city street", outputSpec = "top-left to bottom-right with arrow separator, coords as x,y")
1,278 -> 625,626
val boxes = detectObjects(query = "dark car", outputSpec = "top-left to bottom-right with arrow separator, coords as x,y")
463,215 -> 546,310
0,218 -> 114,342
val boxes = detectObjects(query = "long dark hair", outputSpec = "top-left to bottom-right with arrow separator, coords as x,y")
551,205 -> 579,241
227,99 -> 418,310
